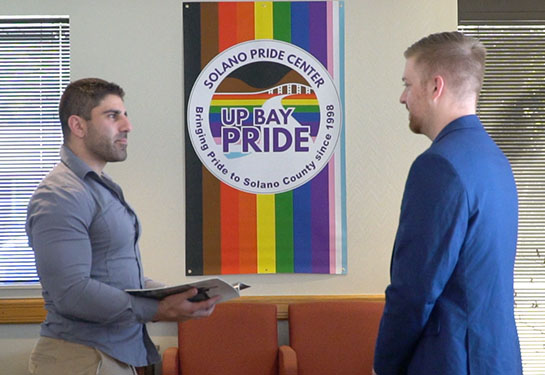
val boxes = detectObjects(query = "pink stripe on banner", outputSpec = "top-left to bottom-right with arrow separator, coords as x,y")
327,3 -> 336,273
328,155 -> 336,273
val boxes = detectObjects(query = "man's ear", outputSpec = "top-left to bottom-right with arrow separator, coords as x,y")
431,75 -> 445,100
67,115 -> 87,139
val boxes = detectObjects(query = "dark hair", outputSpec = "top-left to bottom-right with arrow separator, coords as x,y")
59,78 -> 125,140
404,31 -> 486,97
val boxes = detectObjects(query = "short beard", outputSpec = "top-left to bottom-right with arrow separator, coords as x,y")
86,133 -> 128,163
408,113 -> 423,135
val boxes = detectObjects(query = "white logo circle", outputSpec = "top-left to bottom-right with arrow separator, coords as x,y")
187,39 -> 341,194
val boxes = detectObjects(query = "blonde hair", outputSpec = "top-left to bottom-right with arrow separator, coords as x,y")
405,31 -> 486,97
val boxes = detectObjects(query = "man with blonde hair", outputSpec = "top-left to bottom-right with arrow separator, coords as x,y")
373,32 -> 522,374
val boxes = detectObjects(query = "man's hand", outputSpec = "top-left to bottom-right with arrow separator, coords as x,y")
152,288 -> 220,322
372,369 -> 378,375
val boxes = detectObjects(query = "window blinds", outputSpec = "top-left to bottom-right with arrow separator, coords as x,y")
459,23 -> 545,374
0,16 -> 69,283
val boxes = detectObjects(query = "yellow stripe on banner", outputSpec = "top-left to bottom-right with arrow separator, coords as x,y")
255,2 -> 273,39
211,99 -> 319,106
280,99 -> 319,106
257,194 -> 276,273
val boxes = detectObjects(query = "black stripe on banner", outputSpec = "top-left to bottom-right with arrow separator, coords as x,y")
183,2 -> 203,276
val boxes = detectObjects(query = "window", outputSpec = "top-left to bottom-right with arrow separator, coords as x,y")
0,16 -> 69,284
459,23 -> 545,374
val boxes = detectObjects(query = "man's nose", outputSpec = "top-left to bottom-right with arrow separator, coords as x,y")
120,115 -> 133,132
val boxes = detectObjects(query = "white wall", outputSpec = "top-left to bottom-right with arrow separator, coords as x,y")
0,0 -> 456,373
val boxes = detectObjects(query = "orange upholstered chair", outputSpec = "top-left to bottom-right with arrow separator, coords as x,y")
279,300 -> 385,375
162,303 -> 290,375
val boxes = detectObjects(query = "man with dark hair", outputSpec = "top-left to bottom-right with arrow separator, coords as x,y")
58,78 -> 126,139
373,32 -> 522,374
26,78 -> 219,375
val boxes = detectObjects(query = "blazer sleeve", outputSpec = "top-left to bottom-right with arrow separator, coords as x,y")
374,153 -> 468,374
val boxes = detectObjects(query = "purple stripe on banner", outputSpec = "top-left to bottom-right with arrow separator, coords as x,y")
309,2 -> 327,66
209,120 -> 222,138
309,1 -> 329,273
311,166 -> 330,273
291,114 -> 320,136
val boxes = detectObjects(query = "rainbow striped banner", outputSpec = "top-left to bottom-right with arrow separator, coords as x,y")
183,1 -> 346,275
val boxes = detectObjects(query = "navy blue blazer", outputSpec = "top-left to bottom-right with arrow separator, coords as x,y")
374,115 -> 522,374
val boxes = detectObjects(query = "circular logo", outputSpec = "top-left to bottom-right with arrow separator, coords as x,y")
187,39 -> 342,194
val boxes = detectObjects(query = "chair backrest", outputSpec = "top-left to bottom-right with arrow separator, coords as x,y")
288,300 -> 385,375
178,303 -> 279,375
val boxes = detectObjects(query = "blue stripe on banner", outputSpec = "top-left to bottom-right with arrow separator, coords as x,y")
339,1 -> 348,273
291,2 -> 309,50
210,113 -> 255,126
291,113 -> 320,122
291,1 -> 312,273
293,181 -> 312,273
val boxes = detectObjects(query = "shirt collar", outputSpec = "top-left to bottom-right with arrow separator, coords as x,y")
60,144 -> 99,180
433,114 -> 482,144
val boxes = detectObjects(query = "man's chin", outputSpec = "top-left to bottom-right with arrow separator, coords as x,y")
408,122 -> 421,135
108,152 -> 128,163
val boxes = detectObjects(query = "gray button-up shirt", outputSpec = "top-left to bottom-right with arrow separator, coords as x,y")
26,145 -> 160,366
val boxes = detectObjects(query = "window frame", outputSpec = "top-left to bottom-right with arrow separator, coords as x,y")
459,21 -> 545,375
0,15 -> 69,287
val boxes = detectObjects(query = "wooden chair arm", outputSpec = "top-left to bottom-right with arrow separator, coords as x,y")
278,345 -> 298,375
161,347 -> 180,375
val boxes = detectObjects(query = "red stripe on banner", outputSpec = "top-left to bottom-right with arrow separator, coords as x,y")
239,191 -> 257,273
217,2 -> 240,273
212,93 -> 317,100
218,2 -> 237,52
218,2 -> 257,274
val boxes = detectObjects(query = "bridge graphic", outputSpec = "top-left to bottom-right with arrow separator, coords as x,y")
265,83 -> 313,95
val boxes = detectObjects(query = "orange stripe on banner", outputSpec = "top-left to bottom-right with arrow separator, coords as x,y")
221,184 -> 240,273
239,191 -> 257,273
237,2 -> 255,42
218,2 -> 237,52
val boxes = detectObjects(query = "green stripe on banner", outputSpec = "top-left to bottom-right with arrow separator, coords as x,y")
290,105 -> 320,112
273,1 -> 293,273
273,2 -> 291,42
275,191 -> 294,272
